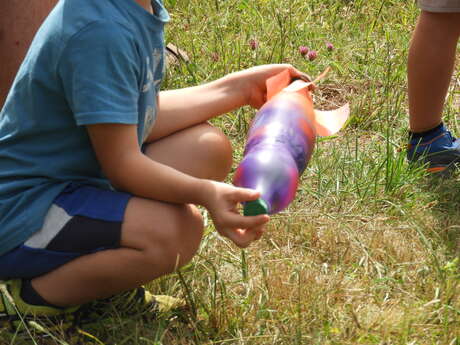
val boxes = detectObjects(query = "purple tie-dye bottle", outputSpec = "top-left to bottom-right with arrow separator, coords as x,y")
233,80 -> 316,216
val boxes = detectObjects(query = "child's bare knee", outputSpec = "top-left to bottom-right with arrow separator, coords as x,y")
171,205 -> 204,265
197,124 -> 233,180
142,204 -> 204,273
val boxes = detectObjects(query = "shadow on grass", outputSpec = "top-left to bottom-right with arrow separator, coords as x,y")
419,168 -> 460,256
2,309 -> 198,345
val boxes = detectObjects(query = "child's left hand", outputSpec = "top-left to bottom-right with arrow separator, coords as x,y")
200,181 -> 270,248
231,64 -> 309,109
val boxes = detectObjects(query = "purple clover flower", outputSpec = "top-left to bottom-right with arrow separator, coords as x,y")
307,50 -> 317,61
249,39 -> 259,50
299,46 -> 309,56
326,42 -> 334,51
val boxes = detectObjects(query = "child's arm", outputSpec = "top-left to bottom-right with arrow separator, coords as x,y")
147,64 -> 304,141
86,123 -> 269,248
61,23 -> 284,248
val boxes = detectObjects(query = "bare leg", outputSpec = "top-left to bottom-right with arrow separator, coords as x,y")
31,124 -> 233,307
33,199 -> 204,306
0,0 -> 57,107
408,11 -> 460,133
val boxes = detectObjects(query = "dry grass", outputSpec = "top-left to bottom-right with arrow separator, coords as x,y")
2,0 -> 460,344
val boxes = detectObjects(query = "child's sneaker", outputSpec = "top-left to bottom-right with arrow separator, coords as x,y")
79,286 -> 186,322
407,124 -> 460,173
0,279 -> 80,335
1,279 -> 186,337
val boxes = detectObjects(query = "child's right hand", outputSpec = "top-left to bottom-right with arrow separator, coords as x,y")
202,181 -> 270,248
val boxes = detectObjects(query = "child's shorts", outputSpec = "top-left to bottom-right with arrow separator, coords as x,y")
0,183 -> 132,280
418,0 -> 460,12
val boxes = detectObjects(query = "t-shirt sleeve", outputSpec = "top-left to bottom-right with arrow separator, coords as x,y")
59,21 -> 140,126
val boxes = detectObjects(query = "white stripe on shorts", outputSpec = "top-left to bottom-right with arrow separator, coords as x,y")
24,205 -> 71,249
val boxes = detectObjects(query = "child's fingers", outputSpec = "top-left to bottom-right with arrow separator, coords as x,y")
229,225 -> 267,248
221,216 -> 269,248
252,225 -> 265,241
225,212 -> 269,230
227,229 -> 257,248
226,229 -> 253,248
283,64 -> 310,81
298,71 -> 313,83
231,186 -> 261,203
246,225 -> 265,242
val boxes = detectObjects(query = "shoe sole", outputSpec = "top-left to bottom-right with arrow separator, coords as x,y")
409,150 -> 460,175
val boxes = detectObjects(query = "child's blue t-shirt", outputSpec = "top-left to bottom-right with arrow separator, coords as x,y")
0,0 -> 170,255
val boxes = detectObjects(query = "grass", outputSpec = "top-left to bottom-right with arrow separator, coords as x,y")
2,0 -> 460,344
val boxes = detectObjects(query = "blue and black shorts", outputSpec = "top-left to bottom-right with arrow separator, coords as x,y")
0,184 -> 132,280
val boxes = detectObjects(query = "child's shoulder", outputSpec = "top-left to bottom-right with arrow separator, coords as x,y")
51,0 -> 135,42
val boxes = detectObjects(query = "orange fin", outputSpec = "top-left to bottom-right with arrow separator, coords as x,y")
314,103 -> 350,137
265,69 -> 349,137
266,70 -> 292,100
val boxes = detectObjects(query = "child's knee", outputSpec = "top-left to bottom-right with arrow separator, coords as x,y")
169,204 -> 204,266
197,123 -> 233,180
142,204 -> 204,273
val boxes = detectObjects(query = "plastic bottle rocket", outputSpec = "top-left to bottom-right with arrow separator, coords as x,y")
233,69 -> 350,216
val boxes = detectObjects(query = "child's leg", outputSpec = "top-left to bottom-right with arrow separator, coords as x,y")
408,11 -> 460,132
143,123 -> 233,181
0,0 -> 57,106
30,123 -> 232,307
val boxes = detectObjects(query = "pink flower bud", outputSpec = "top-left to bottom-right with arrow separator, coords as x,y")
249,39 -> 259,50
299,46 -> 309,56
307,50 -> 317,61
326,42 -> 334,51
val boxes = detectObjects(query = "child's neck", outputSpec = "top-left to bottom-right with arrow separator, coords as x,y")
134,0 -> 153,14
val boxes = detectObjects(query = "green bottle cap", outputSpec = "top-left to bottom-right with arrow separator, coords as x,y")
244,199 -> 269,216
